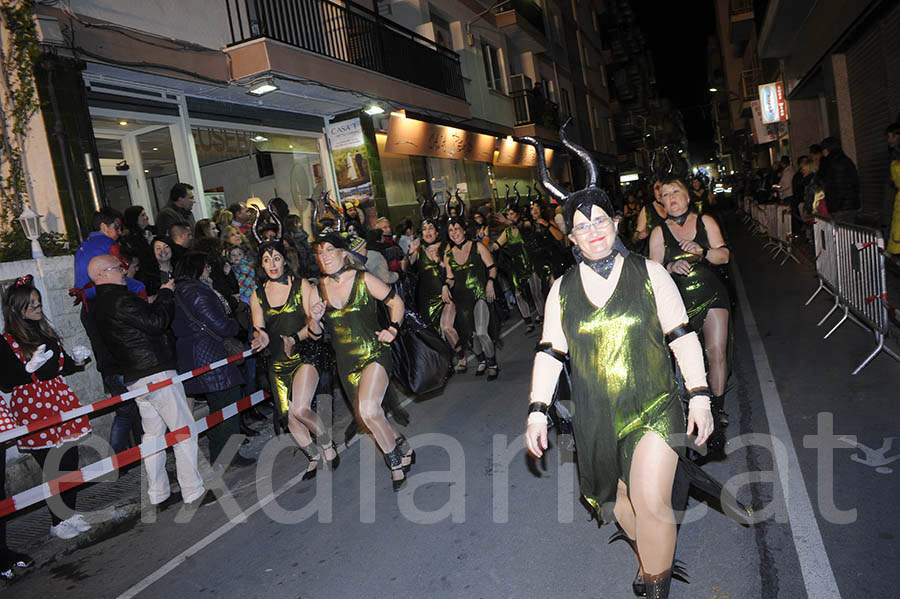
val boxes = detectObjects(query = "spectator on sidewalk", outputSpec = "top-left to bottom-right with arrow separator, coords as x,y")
809,144 -> 824,176
89,255 -> 206,508
886,123 -> 900,254
156,182 -> 196,238
73,208 -> 147,303
820,136 -> 860,223
172,252 -> 255,471
119,206 -> 153,269
1,276 -> 93,540
228,202 -> 251,236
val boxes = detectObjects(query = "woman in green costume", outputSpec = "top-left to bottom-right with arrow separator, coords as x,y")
632,179 -> 668,252
649,176 -> 731,426
407,199 -> 461,366
312,233 -> 414,491
249,218 -> 338,480
443,217 -> 499,379
492,183 -> 544,333
523,130 -> 715,599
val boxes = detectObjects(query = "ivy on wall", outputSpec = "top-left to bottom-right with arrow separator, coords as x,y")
0,0 -> 40,229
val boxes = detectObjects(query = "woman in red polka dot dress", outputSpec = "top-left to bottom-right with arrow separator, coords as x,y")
1,276 -> 93,541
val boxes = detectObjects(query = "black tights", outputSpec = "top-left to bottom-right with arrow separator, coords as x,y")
29,445 -> 80,526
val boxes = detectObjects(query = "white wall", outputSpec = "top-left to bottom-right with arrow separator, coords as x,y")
69,0 -> 231,49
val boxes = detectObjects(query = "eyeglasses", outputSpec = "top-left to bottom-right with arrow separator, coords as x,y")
104,265 -> 126,273
571,217 -> 611,235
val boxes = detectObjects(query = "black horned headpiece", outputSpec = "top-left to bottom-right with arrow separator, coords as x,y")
444,187 -> 466,220
420,193 -> 441,225
519,119 -> 613,233
311,190 -> 344,238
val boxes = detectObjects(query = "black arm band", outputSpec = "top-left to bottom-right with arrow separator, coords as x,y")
686,386 -> 710,399
389,320 -> 402,332
382,285 -> 397,302
307,326 -> 322,340
528,402 -> 550,416
535,342 -> 567,363
665,323 -> 694,344
487,263 -> 498,271
291,332 -> 301,345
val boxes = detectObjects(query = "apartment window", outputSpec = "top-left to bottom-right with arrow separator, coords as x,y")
608,117 -> 616,144
561,88 -> 571,118
482,42 -> 502,91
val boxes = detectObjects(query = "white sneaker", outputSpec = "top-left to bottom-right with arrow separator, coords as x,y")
69,514 -> 92,533
50,520 -> 81,540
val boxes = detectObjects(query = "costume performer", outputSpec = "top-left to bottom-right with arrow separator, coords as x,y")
522,183 -> 567,285
649,176 -> 732,429
492,182 -> 545,333
443,217 -> 499,379
522,128 -> 749,598
407,196 -> 460,361
249,206 -> 338,479
313,233 -> 414,490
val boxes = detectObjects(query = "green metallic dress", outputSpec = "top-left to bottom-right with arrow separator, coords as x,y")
446,242 -> 497,349
259,277 -> 331,429
660,215 -> 730,332
320,271 -> 392,400
500,226 -> 534,291
558,255 -> 685,519
645,202 -> 666,231
414,244 -> 445,331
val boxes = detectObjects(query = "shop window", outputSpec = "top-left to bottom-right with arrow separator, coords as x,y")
482,42 -> 503,91
191,126 -> 323,218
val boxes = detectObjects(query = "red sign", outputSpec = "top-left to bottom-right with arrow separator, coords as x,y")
758,81 -> 788,124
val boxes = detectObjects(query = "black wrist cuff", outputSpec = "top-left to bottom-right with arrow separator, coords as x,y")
535,342 -> 567,363
665,323 -> 694,344
528,402 -> 550,416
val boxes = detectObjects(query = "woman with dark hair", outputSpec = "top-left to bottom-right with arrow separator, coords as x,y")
649,176 -> 731,428
524,196 -> 566,284
119,206 -> 152,268
172,253 -> 255,469
249,216 -> 337,479
444,217 -> 499,378
137,237 -> 176,298
689,176 -> 711,215
407,209 -> 458,346
0,276 -> 93,540
521,130 -> 747,598
312,233 -> 412,490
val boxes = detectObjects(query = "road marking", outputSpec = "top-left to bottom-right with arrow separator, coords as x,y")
731,258 -> 842,598
117,318 -> 524,598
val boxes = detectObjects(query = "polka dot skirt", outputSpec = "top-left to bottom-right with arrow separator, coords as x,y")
0,403 -> 14,433
10,377 -> 92,450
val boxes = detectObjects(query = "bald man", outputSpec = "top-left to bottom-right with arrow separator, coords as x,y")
89,255 -> 205,507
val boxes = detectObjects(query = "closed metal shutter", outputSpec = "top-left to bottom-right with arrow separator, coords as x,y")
846,3 -> 900,218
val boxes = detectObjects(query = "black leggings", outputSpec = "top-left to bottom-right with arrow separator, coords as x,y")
28,445 -> 80,526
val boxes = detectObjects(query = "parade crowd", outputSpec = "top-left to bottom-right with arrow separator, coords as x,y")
0,127 -> 754,598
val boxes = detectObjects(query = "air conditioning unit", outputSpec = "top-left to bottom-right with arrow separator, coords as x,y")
508,74 -> 532,92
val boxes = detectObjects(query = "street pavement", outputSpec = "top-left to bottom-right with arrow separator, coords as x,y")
3,211 -> 898,598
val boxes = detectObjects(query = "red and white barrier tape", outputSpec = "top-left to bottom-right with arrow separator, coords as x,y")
0,348 -> 256,445
0,390 -> 270,519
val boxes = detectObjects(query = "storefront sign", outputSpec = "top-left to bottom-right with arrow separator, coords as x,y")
494,137 -> 554,168
758,81 -> 788,124
750,100 -> 777,144
327,118 -> 366,150
327,117 -> 374,216
385,115 -> 496,162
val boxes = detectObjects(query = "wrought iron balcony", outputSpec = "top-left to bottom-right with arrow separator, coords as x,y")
226,0 -> 465,101
510,89 -> 560,129
740,67 -> 763,100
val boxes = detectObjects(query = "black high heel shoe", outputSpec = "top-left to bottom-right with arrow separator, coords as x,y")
396,434 -> 416,474
296,443 -> 320,481
384,443 -> 406,491
321,440 -> 341,471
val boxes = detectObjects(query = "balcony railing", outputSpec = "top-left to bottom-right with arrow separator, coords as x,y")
226,0 -> 465,101
511,89 -> 559,128
495,0 -> 545,37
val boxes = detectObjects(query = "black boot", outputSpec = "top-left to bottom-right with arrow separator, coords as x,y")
396,433 -> 416,473
643,569 -> 673,599
486,356 -> 499,381
609,527 -> 645,597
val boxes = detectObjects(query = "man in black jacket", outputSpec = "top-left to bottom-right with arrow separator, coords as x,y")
89,254 -> 205,507
820,136 -> 860,222
156,182 -> 196,238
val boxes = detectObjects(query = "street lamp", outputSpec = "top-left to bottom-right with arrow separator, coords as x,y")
18,204 -> 44,259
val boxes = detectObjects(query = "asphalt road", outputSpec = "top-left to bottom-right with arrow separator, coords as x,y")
6,213 -> 897,598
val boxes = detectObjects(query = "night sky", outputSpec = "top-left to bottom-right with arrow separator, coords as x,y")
632,0 -> 717,156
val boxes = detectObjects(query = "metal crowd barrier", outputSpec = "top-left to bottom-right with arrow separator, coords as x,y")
807,217 -> 900,374
771,205 -> 799,265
